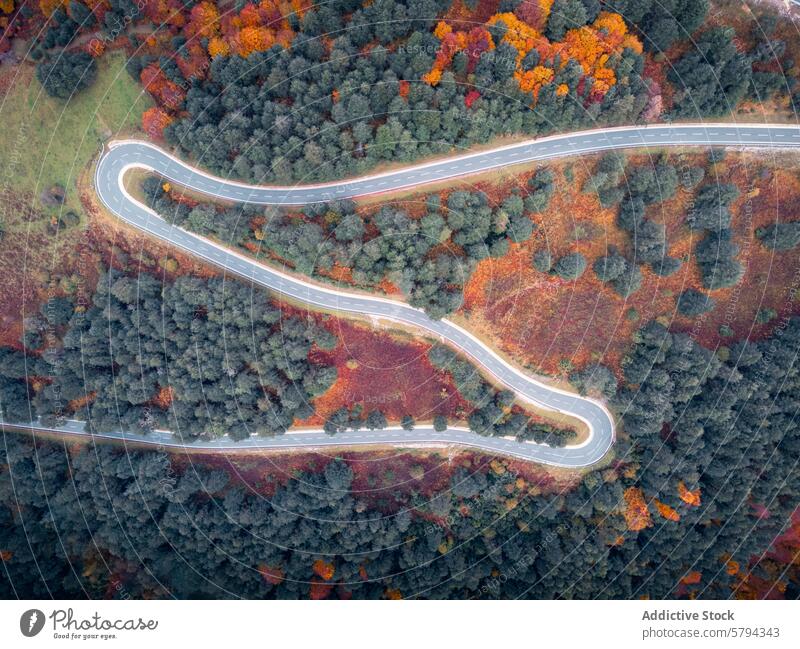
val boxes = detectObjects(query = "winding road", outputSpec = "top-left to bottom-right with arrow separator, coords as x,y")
11,123 -> 800,467
7,419 -> 602,466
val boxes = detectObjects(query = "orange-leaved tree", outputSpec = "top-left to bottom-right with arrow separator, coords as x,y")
623,486 -> 653,532
140,63 -> 186,110
39,0 -> 64,17
312,559 -> 335,581
188,1 -> 220,40
423,10 -> 642,104
653,499 -> 681,522
142,107 -> 174,139
677,481 -> 702,506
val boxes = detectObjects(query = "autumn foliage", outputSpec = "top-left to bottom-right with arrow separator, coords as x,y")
680,571 -> 702,586
464,89 -> 481,108
297,316 -> 472,426
183,1 -> 308,59
678,481 -> 702,507
39,0 -> 65,17
423,21 -> 495,86
187,1 -> 221,39
257,564 -> 284,585
151,385 -> 175,408
398,80 -> 410,99
459,147 -> 800,379
141,107 -> 174,140
86,39 -> 105,58
309,579 -> 333,599
312,559 -> 335,581
207,36 -> 230,58
142,0 -> 187,29
424,9 -> 641,105
623,487 -> 653,532
515,0 -> 553,30
140,63 -> 185,110
654,499 -> 681,522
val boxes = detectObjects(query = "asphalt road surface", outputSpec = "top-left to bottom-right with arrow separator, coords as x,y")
13,123 -> 800,467
5,419 -> 603,466
105,123 -> 800,205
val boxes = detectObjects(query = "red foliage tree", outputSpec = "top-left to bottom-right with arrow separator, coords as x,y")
312,559 -> 335,581
309,579 -> 333,599
464,89 -> 480,108
140,63 -> 186,110
141,107 -> 174,140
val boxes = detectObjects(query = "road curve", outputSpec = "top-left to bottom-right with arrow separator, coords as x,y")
106,123 -> 800,205
32,122 -> 799,467
3,419 -> 603,466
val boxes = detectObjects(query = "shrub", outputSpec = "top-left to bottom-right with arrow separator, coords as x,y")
61,211 -> 80,227
719,324 -> 734,337
651,257 -> 682,277
687,184 -> 739,231
708,148 -> 726,163
553,252 -> 587,280
569,364 -> 618,398
695,229 -> 744,289
677,289 -> 716,316
681,167 -> 706,190
632,220 -> 667,264
507,214 -> 535,243
757,222 -> 800,251
617,197 -> 645,231
593,251 -> 627,282
756,308 -> 777,324
524,168 -> 555,213
41,297 -> 74,327
366,410 -> 387,430
532,249 -> 553,273
700,257 -> 744,290
611,264 -> 643,298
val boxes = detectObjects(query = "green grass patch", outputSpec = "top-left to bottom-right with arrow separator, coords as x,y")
0,51 -> 151,221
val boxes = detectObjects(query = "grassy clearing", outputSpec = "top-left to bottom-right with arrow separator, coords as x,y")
0,52 -> 151,345
0,51 -> 151,223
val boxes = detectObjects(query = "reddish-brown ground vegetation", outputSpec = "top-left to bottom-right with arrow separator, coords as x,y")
459,150 -> 800,377
295,318 -> 472,427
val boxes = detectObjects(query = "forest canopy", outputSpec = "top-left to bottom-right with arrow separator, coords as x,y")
1,263 -> 574,446
5,268 -> 337,441
2,315 -> 799,599
144,180 -> 540,319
